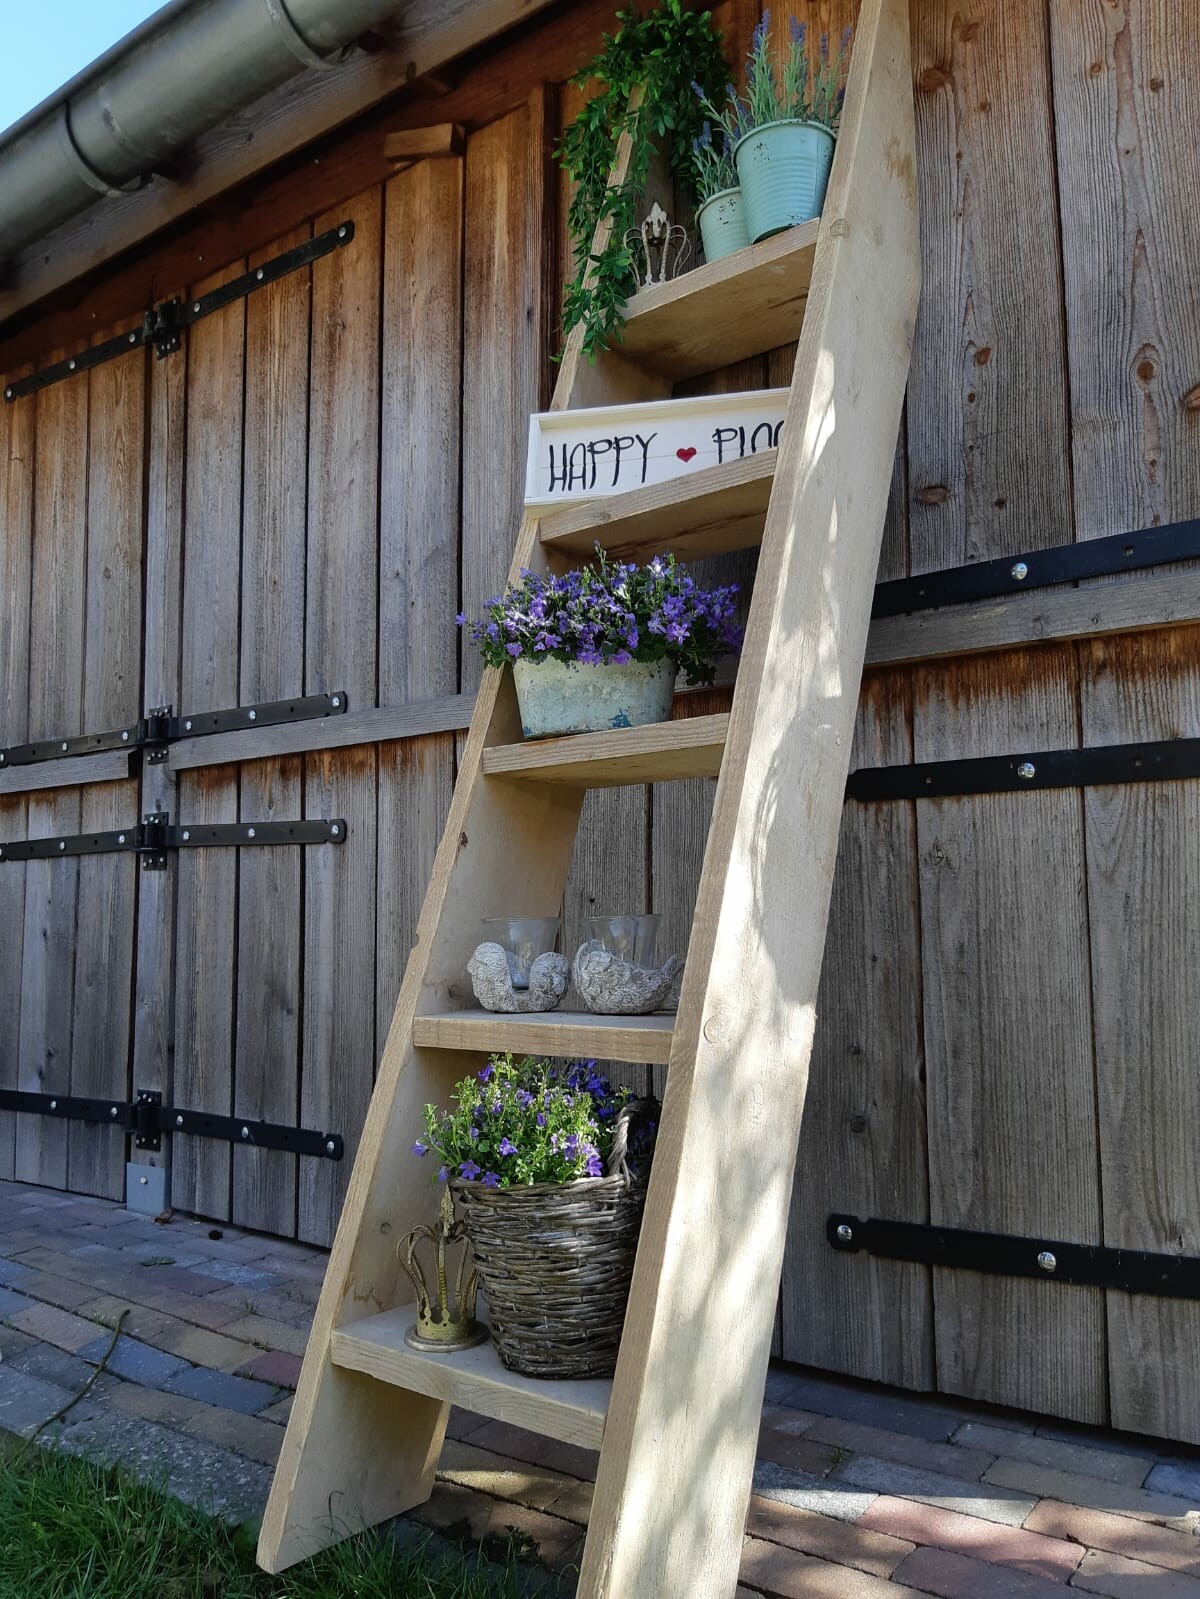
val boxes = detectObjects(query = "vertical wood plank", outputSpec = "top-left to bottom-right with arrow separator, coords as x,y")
914,648 -> 1105,1422
132,326 -> 186,1185
0,372 -> 34,1180
460,98 -> 552,698
376,159 -> 461,1069
234,227 -> 310,1237
1049,0 -> 1200,538
782,667 -> 931,1387
18,348 -> 88,1189
907,0 -> 1073,571
1050,0 -> 1200,1439
69,336 -> 144,1198
1079,630 -> 1200,1440
173,264 -> 246,1220
301,188 -> 381,1245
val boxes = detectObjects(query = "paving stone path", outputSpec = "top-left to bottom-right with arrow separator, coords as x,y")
3,1177 -> 1200,1594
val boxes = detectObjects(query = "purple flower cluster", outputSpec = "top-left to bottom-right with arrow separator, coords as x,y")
458,549 -> 742,689
416,1052 -> 651,1190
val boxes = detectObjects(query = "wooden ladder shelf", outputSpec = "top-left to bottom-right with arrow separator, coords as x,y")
258,1 -> 919,1592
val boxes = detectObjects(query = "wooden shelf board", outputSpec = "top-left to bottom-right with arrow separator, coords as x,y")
482,714 -> 728,787
538,453 -> 775,565
413,1010 -> 675,1064
331,1306 -> 609,1451
615,222 -> 819,380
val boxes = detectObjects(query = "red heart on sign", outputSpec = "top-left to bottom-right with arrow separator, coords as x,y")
676,447 -> 698,463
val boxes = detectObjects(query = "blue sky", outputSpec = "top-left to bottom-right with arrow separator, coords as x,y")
1,2 -> 164,135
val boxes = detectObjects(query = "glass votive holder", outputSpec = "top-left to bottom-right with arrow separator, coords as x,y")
480,916 -> 561,990
584,914 -> 661,969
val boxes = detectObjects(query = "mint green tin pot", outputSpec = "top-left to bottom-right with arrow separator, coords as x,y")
734,119 -> 835,242
696,186 -> 750,263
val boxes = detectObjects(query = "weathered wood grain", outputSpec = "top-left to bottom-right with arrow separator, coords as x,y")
1079,630 -> 1200,1440
914,647 -> 1105,1422
907,0 -> 1073,571
173,264 -> 246,1220
1051,0 -> 1200,1441
18,347 -> 88,1189
69,336 -> 143,1199
1049,0 -> 1200,539
301,189 -> 382,1246
0,374 -> 34,1179
460,97 -> 552,697
783,667 -> 931,1388
376,158 -> 462,1058
234,227 -> 310,1236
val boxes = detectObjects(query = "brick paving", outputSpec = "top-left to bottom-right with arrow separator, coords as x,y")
4,1178 -> 1200,1592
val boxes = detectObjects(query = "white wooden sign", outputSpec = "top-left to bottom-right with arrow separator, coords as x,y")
524,387 -> 788,509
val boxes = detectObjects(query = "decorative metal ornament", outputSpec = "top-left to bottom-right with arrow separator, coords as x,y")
397,1187 -> 488,1352
623,201 -> 692,289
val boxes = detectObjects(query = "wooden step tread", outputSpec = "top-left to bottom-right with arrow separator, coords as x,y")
617,222 -> 819,381
331,1307 -> 608,1451
538,452 -> 775,566
413,1009 -> 675,1064
483,714 -> 728,787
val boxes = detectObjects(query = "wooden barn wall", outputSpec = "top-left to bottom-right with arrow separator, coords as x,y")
1,0 -> 1198,1435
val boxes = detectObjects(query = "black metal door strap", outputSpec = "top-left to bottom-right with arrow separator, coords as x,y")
0,1088 -> 342,1161
873,514 -> 1200,619
847,735 -> 1200,803
0,690 -> 347,769
4,222 -> 356,403
829,1215 -> 1200,1301
0,812 -> 346,870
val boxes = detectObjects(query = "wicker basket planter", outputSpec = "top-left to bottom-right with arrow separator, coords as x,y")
451,1102 -> 654,1379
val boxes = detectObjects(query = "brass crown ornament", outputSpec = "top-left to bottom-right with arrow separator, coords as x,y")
397,1187 -> 487,1352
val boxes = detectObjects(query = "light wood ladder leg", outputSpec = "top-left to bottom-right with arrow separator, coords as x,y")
576,1 -> 919,1591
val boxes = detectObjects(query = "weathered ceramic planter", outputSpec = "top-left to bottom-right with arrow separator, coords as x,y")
513,656 -> 676,739
734,119 -> 835,241
696,186 -> 750,263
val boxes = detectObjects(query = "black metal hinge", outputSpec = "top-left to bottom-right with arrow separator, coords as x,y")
4,222 -> 355,403
828,1214 -> 1200,1301
847,735 -> 1200,803
872,515 -> 1200,618
0,691 -> 347,770
0,1087 -> 342,1160
0,812 -> 346,869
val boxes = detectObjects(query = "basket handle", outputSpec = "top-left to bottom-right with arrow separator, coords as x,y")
605,1096 -> 658,1183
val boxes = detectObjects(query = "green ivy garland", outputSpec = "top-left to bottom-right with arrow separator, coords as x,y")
557,1 -> 730,359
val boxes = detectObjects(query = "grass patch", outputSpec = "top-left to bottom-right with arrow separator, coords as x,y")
0,1440 -> 559,1599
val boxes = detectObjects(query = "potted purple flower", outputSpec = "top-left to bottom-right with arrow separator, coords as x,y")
458,549 -> 742,740
415,1052 -> 658,1377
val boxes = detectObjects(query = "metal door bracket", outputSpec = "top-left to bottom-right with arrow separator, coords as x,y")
847,735 -> 1200,803
828,1215 -> 1200,1300
0,690 -> 347,771
5,222 -> 356,401
0,812 -> 347,867
0,1087 -> 342,1160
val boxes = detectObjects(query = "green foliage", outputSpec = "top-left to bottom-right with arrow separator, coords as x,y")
418,1055 -> 633,1188
557,1 -> 730,357
0,1440 -> 561,1598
